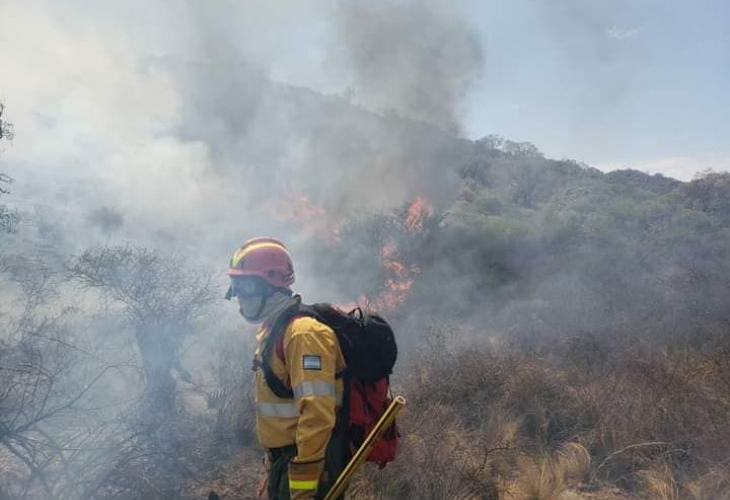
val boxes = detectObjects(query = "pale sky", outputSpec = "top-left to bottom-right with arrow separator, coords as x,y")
462,0 -> 730,179
264,0 -> 730,180
1,0 -> 728,181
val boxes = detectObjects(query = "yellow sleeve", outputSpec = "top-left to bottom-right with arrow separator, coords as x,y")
284,317 -> 339,494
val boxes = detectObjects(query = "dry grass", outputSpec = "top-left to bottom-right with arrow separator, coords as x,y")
557,442 -> 591,485
184,329 -> 730,500
638,465 -> 679,500
377,330 -> 730,500
502,443 -> 590,500
187,447 -> 263,500
513,455 -> 567,500
356,414 -> 506,500
684,466 -> 730,500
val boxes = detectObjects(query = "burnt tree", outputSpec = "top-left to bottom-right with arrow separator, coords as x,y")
69,245 -> 216,417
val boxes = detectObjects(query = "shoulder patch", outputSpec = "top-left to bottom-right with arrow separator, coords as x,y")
302,355 -> 322,370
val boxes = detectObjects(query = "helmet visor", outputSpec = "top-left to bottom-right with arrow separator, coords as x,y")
230,276 -> 273,298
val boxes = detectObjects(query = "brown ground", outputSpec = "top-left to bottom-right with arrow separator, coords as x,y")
188,448 -> 263,500
186,449 -> 638,500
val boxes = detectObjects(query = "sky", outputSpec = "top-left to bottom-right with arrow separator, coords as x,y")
267,0 -> 730,179
461,0 -> 730,178
282,0 -> 730,179
1,0 -> 728,184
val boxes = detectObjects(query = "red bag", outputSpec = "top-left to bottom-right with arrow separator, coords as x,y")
348,377 -> 399,467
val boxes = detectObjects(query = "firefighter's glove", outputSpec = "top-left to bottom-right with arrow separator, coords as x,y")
288,460 -> 322,500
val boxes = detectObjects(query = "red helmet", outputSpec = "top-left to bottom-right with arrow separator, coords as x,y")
227,237 -> 295,289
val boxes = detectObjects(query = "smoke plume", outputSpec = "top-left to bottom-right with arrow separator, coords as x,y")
331,0 -> 484,132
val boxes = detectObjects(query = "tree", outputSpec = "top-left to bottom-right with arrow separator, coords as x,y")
0,174 -> 16,233
0,102 -> 14,142
1,102 -> 18,233
509,159 -> 548,209
0,258 -> 124,500
502,139 -> 543,158
68,245 -> 217,418
681,170 -> 730,224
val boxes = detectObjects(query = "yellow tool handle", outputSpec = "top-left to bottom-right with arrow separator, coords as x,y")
323,396 -> 406,500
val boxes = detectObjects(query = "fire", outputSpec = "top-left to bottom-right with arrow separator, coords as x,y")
275,193 -> 433,313
341,198 -> 432,313
404,196 -> 434,232
368,242 -> 421,312
365,197 -> 432,312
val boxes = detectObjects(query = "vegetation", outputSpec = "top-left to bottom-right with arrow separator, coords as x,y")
308,137 -> 730,500
2,96 -> 730,499
0,102 -> 18,233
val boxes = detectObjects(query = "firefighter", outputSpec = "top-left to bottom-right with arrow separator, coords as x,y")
226,237 -> 348,500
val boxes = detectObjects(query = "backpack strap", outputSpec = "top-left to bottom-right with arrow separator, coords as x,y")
270,304 -> 323,363
257,301 -> 302,399
275,331 -> 286,362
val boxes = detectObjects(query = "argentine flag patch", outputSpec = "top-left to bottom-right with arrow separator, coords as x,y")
302,355 -> 322,370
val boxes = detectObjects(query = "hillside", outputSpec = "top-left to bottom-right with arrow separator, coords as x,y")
2,83 -> 730,500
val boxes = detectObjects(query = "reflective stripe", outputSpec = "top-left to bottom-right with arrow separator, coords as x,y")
231,241 -> 290,267
257,402 -> 299,418
292,381 -> 336,399
289,479 -> 318,491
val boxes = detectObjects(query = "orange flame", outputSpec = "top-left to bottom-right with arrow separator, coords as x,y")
404,196 -> 434,232
363,198 -> 432,312
274,194 -> 433,313
368,244 -> 421,312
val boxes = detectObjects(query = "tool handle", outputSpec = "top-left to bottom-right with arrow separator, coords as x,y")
323,396 -> 406,500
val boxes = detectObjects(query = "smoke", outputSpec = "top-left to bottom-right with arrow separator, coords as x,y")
0,0 -> 485,307
331,0 -> 484,133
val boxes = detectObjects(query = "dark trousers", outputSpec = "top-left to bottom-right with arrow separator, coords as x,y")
267,418 -> 349,500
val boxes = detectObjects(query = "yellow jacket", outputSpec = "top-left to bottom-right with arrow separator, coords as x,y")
255,315 -> 346,496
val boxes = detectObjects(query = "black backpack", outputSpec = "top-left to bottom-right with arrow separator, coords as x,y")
258,302 -> 398,397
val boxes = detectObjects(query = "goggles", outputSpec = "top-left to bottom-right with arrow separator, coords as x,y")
229,276 -> 274,299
